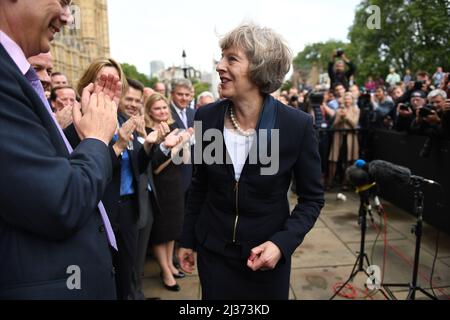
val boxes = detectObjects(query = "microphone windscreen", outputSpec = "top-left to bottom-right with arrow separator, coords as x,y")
355,159 -> 367,169
368,160 -> 411,187
346,165 -> 371,187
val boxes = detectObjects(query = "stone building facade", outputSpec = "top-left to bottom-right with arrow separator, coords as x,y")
51,0 -> 110,86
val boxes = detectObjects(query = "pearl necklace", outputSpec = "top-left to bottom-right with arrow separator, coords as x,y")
229,106 -> 255,137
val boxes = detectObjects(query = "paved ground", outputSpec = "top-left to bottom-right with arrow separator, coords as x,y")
141,191 -> 450,300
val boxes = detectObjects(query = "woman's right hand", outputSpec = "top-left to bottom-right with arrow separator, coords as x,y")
178,247 -> 196,274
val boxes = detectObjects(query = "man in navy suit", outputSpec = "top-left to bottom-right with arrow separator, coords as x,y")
169,79 -> 196,195
0,0 -> 120,299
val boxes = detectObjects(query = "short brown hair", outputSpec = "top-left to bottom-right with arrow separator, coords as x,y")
76,58 -> 128,98
220,23 -> 292,94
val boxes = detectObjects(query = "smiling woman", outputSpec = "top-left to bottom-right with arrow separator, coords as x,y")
178,22 -> 324,300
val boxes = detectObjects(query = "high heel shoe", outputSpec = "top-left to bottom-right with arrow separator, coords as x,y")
160,272 -> 181,292
164,283 -> 180,292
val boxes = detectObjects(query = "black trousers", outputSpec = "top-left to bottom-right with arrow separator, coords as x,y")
112,196 -> 138,300
197,244 -> 291,300
130,192 -> 156,300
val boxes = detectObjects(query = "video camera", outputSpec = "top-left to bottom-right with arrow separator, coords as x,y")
399,103 -> 412,111
308,92 -> 324,105
418,105 -> 435,118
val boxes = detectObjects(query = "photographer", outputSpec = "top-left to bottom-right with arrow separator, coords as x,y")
410,89 -> 449,156
411,90 -> 447,133
328,50 -> 356,90
372,86 -> 395,129
395,90 -> 426,132
306,92 -> 334,184
396,71 -> 432,105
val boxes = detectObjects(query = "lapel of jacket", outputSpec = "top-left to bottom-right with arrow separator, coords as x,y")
187,108 -> 195,128
0,44 -> 70,156
240,94 -> 278,179
170,103 -> 186,129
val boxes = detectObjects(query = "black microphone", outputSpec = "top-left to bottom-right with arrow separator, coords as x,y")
368,160 -> 411,187
355,159 -> 439,186
346,165 -> 372,187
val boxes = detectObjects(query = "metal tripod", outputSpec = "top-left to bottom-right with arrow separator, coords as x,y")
331,186 -> 387,299
382,179 -> 437,300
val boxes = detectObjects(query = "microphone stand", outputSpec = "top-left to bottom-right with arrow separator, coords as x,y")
382,178 -> 437,300
331,183 -> 389,300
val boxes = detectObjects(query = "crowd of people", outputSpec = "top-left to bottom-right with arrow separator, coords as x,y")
273,53 -> 450,190
1,0 -> 447,301
1,0 -> 325,300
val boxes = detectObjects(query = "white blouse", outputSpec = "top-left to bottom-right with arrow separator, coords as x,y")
224,127 -> 255,181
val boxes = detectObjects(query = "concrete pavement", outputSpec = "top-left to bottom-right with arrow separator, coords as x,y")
141,190 -> 450,300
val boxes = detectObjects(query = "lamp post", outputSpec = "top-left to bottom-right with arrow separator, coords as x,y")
182,50 -> 188,79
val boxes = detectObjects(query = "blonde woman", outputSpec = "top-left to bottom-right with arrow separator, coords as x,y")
327,92 -> 360,189
145,93 -> 192,292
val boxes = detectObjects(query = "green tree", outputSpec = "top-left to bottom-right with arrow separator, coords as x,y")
121,63 -> 158,88
193,82 -> 210,98
280,81 -> 292,92
348,0 -> 450,84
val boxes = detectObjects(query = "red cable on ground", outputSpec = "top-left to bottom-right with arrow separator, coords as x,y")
332,282 -> 375,300
331,203 -> 449,300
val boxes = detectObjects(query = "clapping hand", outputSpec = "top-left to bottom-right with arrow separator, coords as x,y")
163,128 -> 193,149
94,73 -> 122,107
135,115 -> 147,138
73,84 -> 118,145
143,122 -> 171,154
55,104 -> 74,129
112,117 -> 137,156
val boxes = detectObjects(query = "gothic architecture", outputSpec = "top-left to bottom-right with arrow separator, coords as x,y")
51,0 -> 110,86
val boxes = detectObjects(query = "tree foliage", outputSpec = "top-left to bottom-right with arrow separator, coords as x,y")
121,63 -> 158,88
292,0 -> 450,85
348,0 -> 450,84
193,82 -> 210,98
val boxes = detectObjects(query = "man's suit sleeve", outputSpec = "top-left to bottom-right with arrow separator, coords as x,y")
0,77 -> 112,240
180,109 -> 208,250
65,123 -> 121,171
270,115 -> 324,258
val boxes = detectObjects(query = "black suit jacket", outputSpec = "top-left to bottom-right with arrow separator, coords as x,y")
64,114 -> 162,230
180,95 -> 324,260
0,44 -> 116,299
170,104 -> 195,193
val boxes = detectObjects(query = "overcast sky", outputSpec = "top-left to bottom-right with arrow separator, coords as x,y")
108,0 -> 361,76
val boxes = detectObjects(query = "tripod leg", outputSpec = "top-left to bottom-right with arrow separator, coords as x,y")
330,257 -> 360,300
417,287 -> 438,300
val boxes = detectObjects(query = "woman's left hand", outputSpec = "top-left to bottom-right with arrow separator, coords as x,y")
247,241 -> 282,272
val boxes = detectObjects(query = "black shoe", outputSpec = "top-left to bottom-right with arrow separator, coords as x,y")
173,271 -> 185,279
164,283 -> 180,292
145,297 -> 161,300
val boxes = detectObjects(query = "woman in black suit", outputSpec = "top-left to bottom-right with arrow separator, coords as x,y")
144,93 -> 193,292
178,23 -> 324,300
